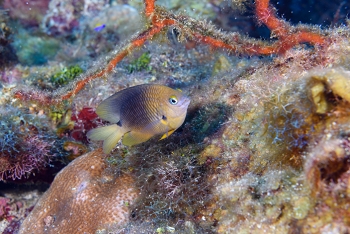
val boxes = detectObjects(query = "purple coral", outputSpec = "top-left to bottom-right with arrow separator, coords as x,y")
0,135 -> 53,181
0,197 -> 15,222
0,197 -> 33,233
0,197 -> 11,221
0,66 -> 22,84
0,107 -> 57,181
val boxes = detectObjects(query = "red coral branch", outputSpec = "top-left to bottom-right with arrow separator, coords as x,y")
255,0 -> 326,54
144,0 -> 155,18
255,0 -> 288,36
14,0 -> 327,105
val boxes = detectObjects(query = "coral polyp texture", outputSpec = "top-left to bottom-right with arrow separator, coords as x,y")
19,149 -> 138,234
1,0 -> 350,233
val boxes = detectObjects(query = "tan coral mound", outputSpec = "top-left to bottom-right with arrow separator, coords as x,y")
19,149 -> 138,234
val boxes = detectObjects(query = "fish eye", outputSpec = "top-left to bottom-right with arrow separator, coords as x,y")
169,95 -> 178,105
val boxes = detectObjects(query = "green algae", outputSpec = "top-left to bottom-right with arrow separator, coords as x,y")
50,65 -> 83,87
127,52 -> 152,73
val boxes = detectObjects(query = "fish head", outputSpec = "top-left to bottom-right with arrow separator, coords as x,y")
163,90 -> 190,129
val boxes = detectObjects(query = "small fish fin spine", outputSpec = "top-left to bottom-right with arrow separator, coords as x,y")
87,124 -> 126,153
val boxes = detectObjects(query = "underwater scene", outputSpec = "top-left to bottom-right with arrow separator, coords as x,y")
1,0 -> 350,233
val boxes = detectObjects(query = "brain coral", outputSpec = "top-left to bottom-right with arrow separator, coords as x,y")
19,149 -> 138,234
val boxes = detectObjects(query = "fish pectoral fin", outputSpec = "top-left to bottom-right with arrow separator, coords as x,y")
122,131 -> 153,146
159,129 -> 176,140
87,124 -> 126,154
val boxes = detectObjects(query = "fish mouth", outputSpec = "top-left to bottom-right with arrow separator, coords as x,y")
181,96 -> 191,107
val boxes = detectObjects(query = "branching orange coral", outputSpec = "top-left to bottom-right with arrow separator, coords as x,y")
13,0 -> 327,106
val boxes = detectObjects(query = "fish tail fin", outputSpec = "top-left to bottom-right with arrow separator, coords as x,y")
87,125 -> 126,154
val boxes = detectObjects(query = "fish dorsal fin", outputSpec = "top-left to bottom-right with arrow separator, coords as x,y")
96,93 -> 123,123
122,131 -> 153,146
96,87 -> 140,123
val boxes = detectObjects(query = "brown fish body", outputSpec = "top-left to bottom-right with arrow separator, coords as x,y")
87,84 -> 190,153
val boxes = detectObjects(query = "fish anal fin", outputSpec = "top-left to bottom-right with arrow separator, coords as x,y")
122,131 -> 153,146
87,125 -> 118,141
87,124 -> 126,154
103,132 -> 122,154
160,129 -> 176,140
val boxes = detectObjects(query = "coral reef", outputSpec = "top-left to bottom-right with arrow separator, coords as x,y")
211,34 -> 350,232
13,0 -> 327,105
3,0 -> 49,26
41,0 -> 82,36
0,197 -> 15,222
129,0 -> 217,20
41,0 -> 111,36
19,149 -> 139,234
0,99 -> 75,183
0,196 -> 30,233
0,0 -> 350,233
